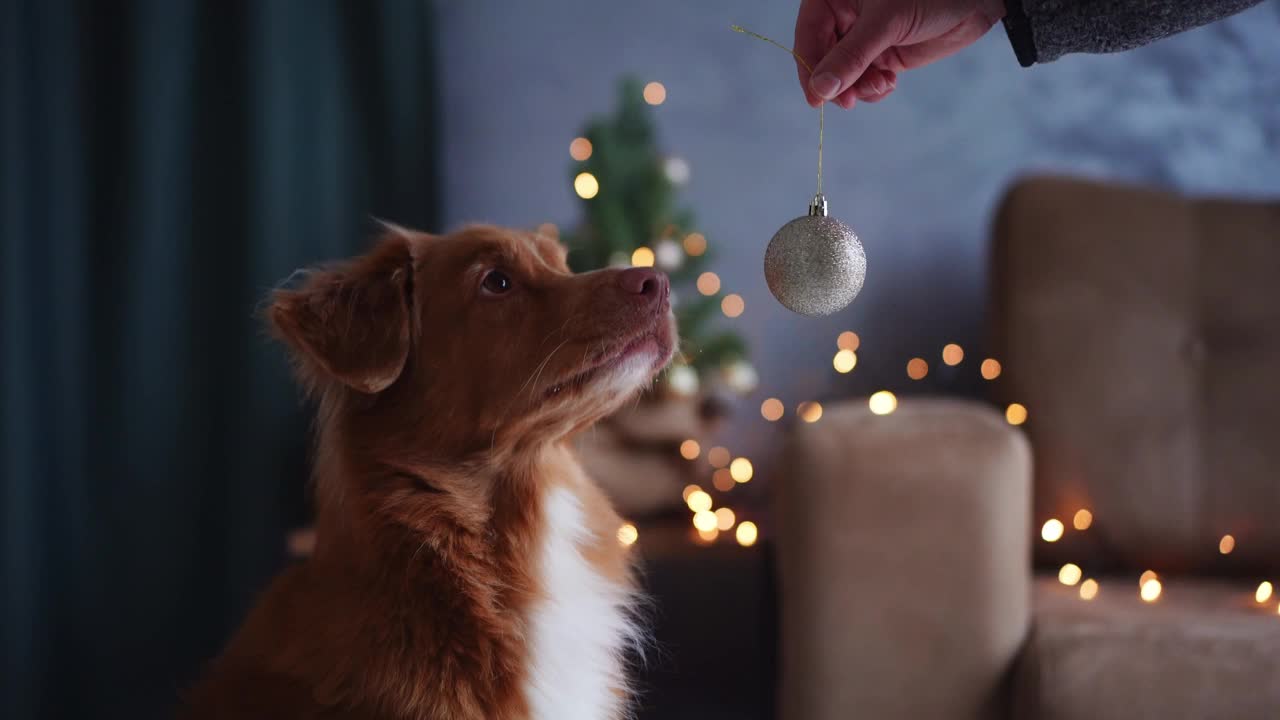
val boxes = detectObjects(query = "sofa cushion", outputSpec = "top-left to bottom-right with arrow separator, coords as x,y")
992,176 -> 1280,574
1013,576 -> 1280,720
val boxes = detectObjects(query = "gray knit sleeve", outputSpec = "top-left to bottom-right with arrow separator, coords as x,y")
1001,0 -> 1267,66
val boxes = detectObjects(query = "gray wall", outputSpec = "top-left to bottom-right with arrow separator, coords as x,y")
436,0 -> 1280,467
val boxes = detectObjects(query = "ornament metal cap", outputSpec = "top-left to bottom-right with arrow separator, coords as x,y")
808,193 -> 828,217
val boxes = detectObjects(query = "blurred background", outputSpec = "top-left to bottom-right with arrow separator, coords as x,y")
4,1 -> 1279,719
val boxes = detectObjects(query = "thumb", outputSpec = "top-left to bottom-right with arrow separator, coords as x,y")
810,13 -> 898,102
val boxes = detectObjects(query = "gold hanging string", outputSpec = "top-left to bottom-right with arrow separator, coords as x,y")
730,25 -> 823,196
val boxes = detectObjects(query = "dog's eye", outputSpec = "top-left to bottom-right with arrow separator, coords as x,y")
481,270 -> 513,295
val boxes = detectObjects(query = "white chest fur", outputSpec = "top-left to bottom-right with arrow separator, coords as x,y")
524,486 -> 636,720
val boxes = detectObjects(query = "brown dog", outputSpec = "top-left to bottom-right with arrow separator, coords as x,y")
184,224 -> 676,719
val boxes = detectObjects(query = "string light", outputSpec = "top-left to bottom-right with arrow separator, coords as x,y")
721,294 -> 745,318
1219,535 -> 1235,554
906,358 -> 928,380
836,331 -> 860,351
1006,403 -> 1028,425
1073,509 -> 1093,530
631,246 -> 655,267
707,446 -> 730,468
760,398 -> 784,421
712,469 -> 735,492
868,391 -> 897,416
729,457 -> 753,483
797,402 -> 823,423
1140,578 -> 1162,602
1139,570 -> 1158,588
682,484 -> 702,502
693,510 -> 718,532
679,440 -> 701,460
697,527 -> 720,543
942,343 -> 964,366
696,272 -> 721,295
1257,581 -> 1274,604
616,523 -> 638,546
683,232 -> 707,256
1058,563 -> 1083,586
1041,519 -> 1064,542
643,81 -> 667,105
715,507 -> 736,531
833,349 -> 857,373
686,490 -> 712,513
574,172 -> 599,199
569,137 -> 593,161
1079,578 -> 1099,600
736,521 -> 758,547
980,358 -> 1002,380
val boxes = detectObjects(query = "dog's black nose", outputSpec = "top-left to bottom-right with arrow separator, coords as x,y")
617,267 -> 669,299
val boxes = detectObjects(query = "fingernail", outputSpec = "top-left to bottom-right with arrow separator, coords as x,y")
810,72 -> 841,99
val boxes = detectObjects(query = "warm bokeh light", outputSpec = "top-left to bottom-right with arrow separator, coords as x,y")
797,401 -> 823,423
683,232 -> 707,256
1006,403 -> 1028,425
707,446 -> 730,468
721,293 -> 745,318
573,172 -> 599,199
1041,519 -> 1065,542
1058,563 -> 1083,586
616,523 -> 638,546
1139,570 -> 1158,587
679,439 -> 700,460
715,507 -> 736,531
1140,578 -> 1162,602
712,469 -> 735,492
836,331 -> 860,351
1080,578 -> 1099,600
697,527 -> 719,543
906,358 -> 928,380
729,457 -> 753,483
868,391 -> 897,416
631,246 -> 655,267
643,81 -> 667,105
1219,534 -> 1236,554
682,484 -> 702,502
696,271 -> 721,295
686,490 -> 712,513
760,398 -> 784,421
942,343 -> 964,366
569,137 -> 593,161
1257,581 -> 1274,604
692,510 -> 718,532
736,521 -> 758,547
833,349 -> 857,373
1073,509 -> 1093,530
980,358 -> 1002,380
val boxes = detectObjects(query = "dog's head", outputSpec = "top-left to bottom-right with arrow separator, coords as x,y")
269,224 -> 676,458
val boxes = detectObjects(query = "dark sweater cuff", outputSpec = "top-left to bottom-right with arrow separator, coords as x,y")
1001,0 -> 1037,67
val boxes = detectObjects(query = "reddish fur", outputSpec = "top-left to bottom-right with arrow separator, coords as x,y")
183,225 -> 675,719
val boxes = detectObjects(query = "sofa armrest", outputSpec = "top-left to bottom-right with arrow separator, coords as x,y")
777,397 -> 1032,720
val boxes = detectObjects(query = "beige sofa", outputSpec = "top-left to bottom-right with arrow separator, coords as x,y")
777,176 -> 1280,720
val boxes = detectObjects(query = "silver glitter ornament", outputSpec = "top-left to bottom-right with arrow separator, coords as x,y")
764,193 -> 866,317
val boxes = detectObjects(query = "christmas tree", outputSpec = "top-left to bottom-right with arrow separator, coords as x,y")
563,77 -> 749,394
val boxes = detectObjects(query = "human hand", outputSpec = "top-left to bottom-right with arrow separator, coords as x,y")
794,0 -> 1006,108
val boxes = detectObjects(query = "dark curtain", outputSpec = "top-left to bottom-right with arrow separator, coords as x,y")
0,2 -> 440,717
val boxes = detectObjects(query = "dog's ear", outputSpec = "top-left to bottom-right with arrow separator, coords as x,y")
270,234 -> 413,394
